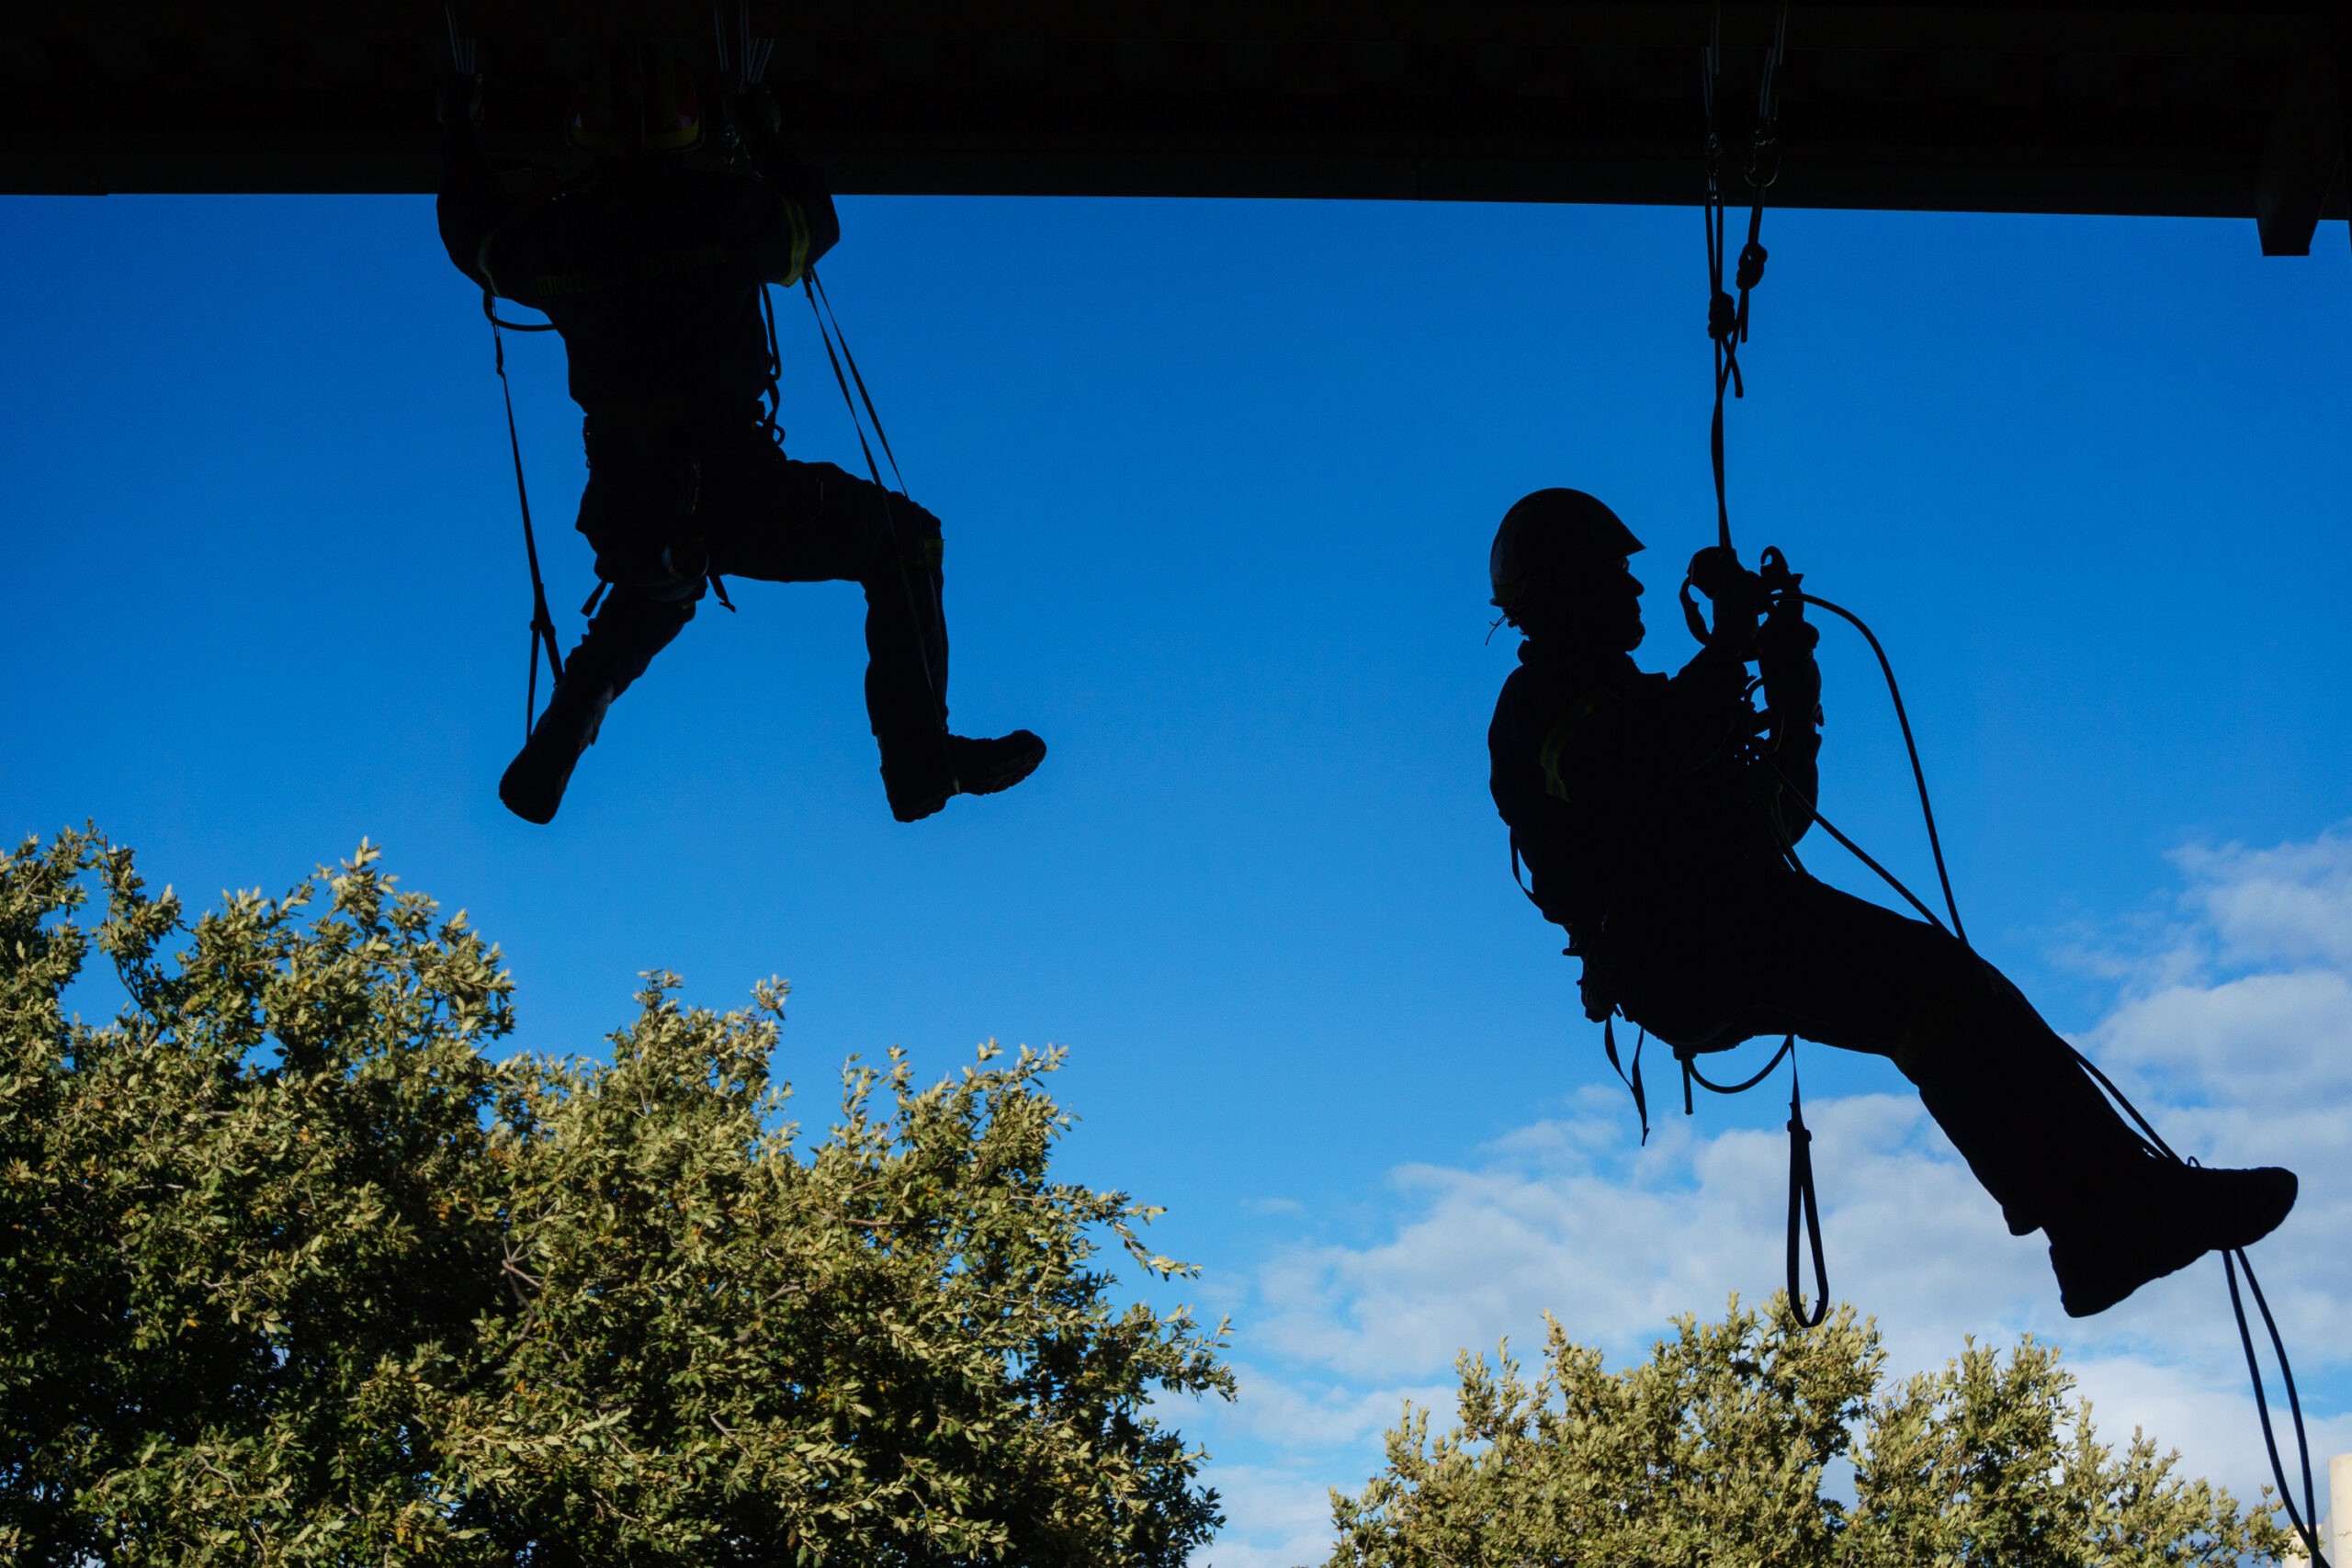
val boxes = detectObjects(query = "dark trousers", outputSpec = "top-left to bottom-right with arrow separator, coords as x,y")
563,418 -> 951,784
1601,864 -> 2151,1236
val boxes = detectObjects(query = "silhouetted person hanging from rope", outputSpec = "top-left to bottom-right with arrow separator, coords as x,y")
436,43 -> 1044,824
1486,488 -> 2297,1316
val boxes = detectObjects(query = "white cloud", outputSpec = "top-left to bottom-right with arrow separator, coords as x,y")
1220,1363 -> 1456,1450
2093,971 -> 2352,1108
2065,1355 -> 2352,1512
1195,825 -> 2352,1564
1196,1465 -> 1341,1568
1250,1091 -> 2052,1385
2176,832 -> 2352,971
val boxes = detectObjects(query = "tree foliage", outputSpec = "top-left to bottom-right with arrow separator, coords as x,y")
0,829 -> 1232,1566
1328,1297 -> 2290,1568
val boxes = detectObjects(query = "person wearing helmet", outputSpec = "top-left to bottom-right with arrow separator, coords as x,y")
1485,488 -> 2297,1317
435,42 -> 1044,824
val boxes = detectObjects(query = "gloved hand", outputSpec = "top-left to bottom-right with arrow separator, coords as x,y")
436,73 -> 484,134
1686,544 -> 1766,646
1758,592 -> 1822,729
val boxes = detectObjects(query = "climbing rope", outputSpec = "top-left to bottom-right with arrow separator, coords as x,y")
1679,17 -> 2325,1540
486,303 -> 567,739
1702,0 -> 1790,553
447,6 -> 569,739
724,5 -> 961,792
1666,0 -> 1827,1334
796,271 -> 960,792
1773,593 -> 2329,1568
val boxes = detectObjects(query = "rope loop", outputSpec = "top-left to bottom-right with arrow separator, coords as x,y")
1785,1058 -> 1829,1327
1736,240 -> 1769,292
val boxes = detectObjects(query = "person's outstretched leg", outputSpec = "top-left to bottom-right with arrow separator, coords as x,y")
501,430 -> 704,825
705,440 -> 1043,820
1613,868 -> 2294,1314
499,582 -> 696,823
1896,959 -> 2293,1315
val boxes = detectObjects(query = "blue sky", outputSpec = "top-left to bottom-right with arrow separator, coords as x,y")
3,192 -> 2348,1562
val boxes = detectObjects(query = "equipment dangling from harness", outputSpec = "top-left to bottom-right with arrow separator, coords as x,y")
1677,1033 -> 1828,1328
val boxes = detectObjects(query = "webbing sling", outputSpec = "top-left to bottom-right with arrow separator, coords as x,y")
1676,1032 -> 1828,1328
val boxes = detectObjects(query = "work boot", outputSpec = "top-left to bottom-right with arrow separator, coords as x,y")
2048,1161 -> 2297,1317
883,730 -> 1046,823
499,674 -> 615,825
951,730 -> 1046,797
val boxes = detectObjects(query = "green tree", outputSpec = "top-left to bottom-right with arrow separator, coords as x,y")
1328,1298 -> 2290,1568
0,829 -> 1232,1565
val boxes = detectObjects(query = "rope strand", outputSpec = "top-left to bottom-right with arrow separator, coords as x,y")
797,274 -> 959,790
1786,593 -> 2329,1568
1701,0 -> 1789,555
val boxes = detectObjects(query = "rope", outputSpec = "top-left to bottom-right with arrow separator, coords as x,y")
447,5 -> 569,737
713,3 -> 775,89
485,303 -> 567,739
1676,1029 -> 1826,1327
797,272 -> 959,790
443,5 -> 475,76
1701,0 -> 1790,554
1679,0 -> 1814,1309
1785,594 -> 2330,1568
1783,1057 -> 1828,1326
808,270 -> 911,493
1798,593 -> 1965,941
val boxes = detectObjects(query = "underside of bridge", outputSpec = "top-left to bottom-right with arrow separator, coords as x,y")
5,4 -> 2346,253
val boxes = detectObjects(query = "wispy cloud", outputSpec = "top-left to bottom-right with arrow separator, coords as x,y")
1195,827 -> 2352,1567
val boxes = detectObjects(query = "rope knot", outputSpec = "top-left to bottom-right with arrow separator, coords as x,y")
1736,241 -> 1768,292
1708,289 -> 1739,343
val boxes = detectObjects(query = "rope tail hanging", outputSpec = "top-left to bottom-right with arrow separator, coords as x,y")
1678,1033 -> 1827,1328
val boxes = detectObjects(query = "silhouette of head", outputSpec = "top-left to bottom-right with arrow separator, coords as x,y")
1489,489 -> 1645,650
570,40 -> 703,160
